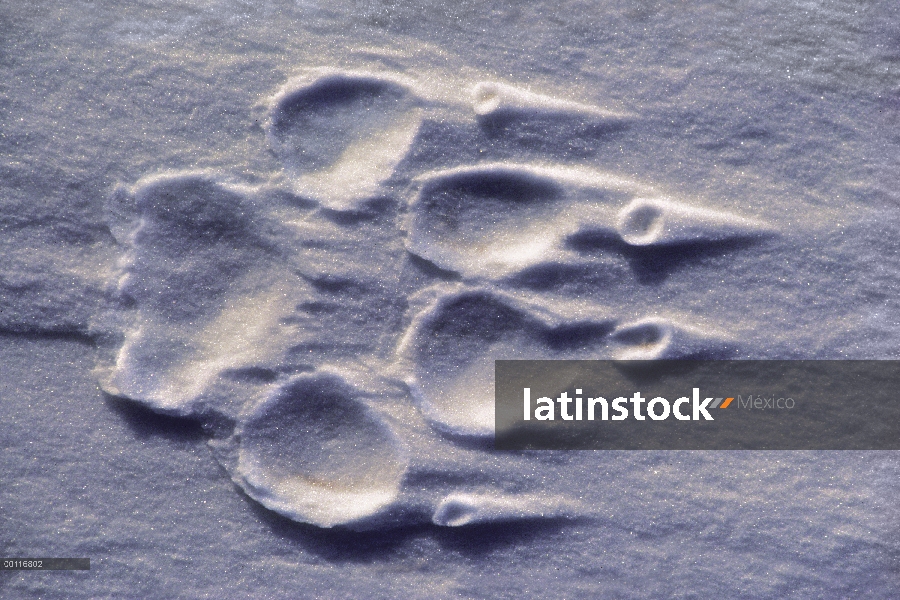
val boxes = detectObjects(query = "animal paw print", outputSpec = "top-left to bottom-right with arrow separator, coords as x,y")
265,68 -> 425,210
101,68 -> 773,529
397,285 -> 616,436
234,371 -> 408,528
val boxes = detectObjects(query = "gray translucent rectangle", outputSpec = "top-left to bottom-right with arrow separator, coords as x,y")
1,558 -> 90,570
495,360 -> 900,450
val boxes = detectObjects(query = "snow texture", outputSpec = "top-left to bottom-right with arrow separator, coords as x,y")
3,0 -> 900,597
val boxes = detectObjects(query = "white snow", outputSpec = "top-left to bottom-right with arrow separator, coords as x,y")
2,0 -> 900,597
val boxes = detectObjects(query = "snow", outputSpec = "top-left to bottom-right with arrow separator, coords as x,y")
2,0 -> 900,597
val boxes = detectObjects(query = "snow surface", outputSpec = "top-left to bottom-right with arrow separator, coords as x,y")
3,0 -> 900,597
